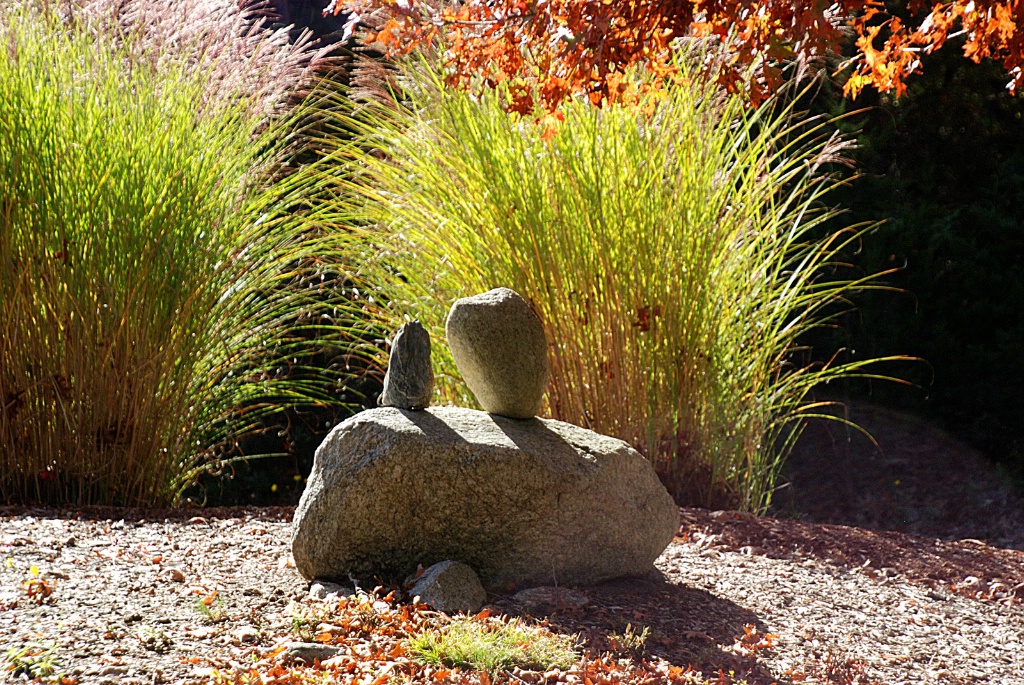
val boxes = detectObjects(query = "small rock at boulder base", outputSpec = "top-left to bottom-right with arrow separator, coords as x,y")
379,320 -> 434,409
308,580 -> 353,601
510,586 -> 589,611
410,560 -> 487,614
231,625 -> 260,644
291,406 -> 678,592
283,642 -> 343,665
445,288 -> 548,419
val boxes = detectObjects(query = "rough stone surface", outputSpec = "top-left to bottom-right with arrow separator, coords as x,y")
379,321 -> 434,409
445,288 -> 548,419
409,560 -> 487,614
291,406 -> 679,592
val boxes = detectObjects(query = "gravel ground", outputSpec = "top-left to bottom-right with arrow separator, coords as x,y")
655,543 -> 1024,684
3,507 -> 1023,685
2,512 -> 303,684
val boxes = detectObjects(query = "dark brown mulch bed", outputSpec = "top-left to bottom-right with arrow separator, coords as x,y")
680,508 -> 1024,603
773,401 -> 1024,550
0,505 -> 294,523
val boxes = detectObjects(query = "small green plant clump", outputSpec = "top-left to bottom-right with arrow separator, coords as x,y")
135,625 -> 173,654
609,623 -> 651,658
194,594 -> 228,623
408,616 -> 580,675
0,7 -> 359,506
3,642 -> 60,681
320,60 -> 902,512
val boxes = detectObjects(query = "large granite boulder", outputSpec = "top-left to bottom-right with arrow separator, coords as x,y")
291,406 -> 678,592
445,288 -> 548,419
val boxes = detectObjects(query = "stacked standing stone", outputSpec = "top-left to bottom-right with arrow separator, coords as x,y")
292,286 -> 679,600
378,321 -> 434,410
445,288 -> 548,419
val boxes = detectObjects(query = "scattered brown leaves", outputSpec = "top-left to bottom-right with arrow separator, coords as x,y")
21,565 -> 56,604
730,625 -> 777,658
785,650 -> 882,685
198,589 -> 777,685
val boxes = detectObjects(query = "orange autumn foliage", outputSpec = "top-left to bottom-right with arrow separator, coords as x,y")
328,0 -> 1024,111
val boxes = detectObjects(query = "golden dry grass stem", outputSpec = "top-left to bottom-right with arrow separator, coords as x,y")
0,8 -> 368,506
315,59 -> 909,513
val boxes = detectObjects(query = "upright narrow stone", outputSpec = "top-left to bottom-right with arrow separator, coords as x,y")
445,288 -> 548,419
379,321 -> 434,410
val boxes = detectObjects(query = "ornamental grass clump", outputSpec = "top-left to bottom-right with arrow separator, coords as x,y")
29,0 -> 336,122
0,10 -> 358,506
325,64 -> 898,512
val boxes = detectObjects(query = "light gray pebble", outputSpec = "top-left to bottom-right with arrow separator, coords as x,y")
283,642 -> 343,664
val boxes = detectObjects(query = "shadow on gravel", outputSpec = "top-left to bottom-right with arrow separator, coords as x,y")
492,573 -> 791,685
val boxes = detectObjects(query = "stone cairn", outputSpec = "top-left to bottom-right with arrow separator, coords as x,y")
291,287 -> 679,613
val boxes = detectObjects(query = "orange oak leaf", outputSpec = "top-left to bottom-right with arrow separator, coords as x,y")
329,1 -> 1024,109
